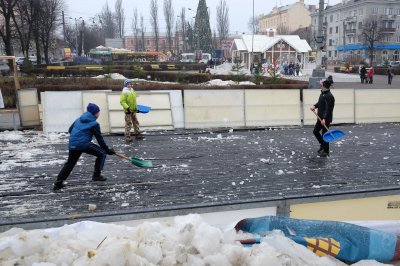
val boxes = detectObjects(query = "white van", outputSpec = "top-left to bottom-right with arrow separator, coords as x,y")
180,53 -> 195,63
199,53 -> 211,64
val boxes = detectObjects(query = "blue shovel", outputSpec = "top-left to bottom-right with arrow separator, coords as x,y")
312,110 -> 346,143
138,105 -> 152,113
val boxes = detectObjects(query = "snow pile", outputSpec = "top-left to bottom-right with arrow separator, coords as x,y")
201,79 -> 256,86
208,63 -> 251,76
92,73 -> 128,80
0,214 -> 384,266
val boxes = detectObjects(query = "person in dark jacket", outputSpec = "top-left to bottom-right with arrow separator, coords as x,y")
360,65 -> 367,84
310,79 -> 335,157
53,103 -> 115,191
387,66 -> 394,85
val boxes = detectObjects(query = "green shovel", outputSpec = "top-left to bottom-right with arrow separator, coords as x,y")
115,152 -> 153,168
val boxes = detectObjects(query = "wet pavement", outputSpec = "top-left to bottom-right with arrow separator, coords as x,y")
1,123 -> 400,229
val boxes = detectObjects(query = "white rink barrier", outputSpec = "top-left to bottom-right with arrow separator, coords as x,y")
184,90 -> 245,128
245,89 -> 301,127
39,89 -> 400,133
355,89 -> 400,124
17,88 -> 41,127
107,91 -> 174,133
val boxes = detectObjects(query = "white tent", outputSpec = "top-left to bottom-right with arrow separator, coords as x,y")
231,34 -> 312,70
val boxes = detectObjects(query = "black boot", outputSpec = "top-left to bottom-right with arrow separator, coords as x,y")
53,180 -> 65,191
92,172 -> 107,181
317,145 -> 323,153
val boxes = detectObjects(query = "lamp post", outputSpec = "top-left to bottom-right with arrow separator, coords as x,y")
308,0 -> 326,89
251,0 -> 255,73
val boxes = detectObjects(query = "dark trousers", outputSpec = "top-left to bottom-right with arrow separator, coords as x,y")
56,144 -> 107,182
388,75 -> 393,85
313,120 -> 331,152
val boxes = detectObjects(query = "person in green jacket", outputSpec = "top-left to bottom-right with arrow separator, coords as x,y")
120,79 -> 144,142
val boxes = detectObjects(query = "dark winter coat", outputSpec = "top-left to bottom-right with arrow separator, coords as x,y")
68,112 -> 111,152
314,90 -> 335,123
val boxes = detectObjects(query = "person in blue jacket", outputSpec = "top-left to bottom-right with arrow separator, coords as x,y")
53,103 -> 115,191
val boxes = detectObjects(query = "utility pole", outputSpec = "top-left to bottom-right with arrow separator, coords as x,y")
251,0 -> 254,72
308,0 -> 326,89
62,11 -> 66,43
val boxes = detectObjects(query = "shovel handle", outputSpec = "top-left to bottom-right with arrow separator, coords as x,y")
114,152 -> 130,161
311,109 -> 330,131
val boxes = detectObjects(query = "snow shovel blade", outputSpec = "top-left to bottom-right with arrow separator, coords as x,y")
130,157 -> 153,168
323,129 -> 346,143
138,105 -> 152,113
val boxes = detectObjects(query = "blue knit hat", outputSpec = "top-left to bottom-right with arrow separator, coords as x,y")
124,79 -> 133,87
87,103 -> 100,115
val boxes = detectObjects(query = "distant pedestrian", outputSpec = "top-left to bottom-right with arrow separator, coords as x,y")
295,63 -> 300,76
387,66 -> 394,85
360,65 -> 367,84
310,79 -> 335,157
367,67 -> 374,84
53,103 -> 115,191
120,79 -> 144,142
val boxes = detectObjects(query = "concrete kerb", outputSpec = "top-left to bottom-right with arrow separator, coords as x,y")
1,187 -> 399,232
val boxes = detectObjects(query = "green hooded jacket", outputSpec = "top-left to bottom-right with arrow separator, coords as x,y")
120,87 -> 138,112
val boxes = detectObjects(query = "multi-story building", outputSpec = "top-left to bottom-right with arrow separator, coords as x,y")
123,32 -> 184,54
259,0 -> 316,35
310,0 -> 400,65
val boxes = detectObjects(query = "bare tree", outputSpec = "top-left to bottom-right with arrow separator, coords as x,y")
140,14 -> 145,51
115,0 -> 125,38
64,24 -> 77,51
247,15 -> 260,34
163,0 -> 174,52
12,0 -> 34,57
360,16 -> 385,65
0,0 -> 18,58
179,7 -> 186,53
100,2 -> 116,39
216,0 -> 229,46
39,0 -> 63,64
150,0 -> 159,51
132,8 -> 138,51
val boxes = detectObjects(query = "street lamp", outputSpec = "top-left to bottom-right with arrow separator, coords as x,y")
251,0 -> 255,72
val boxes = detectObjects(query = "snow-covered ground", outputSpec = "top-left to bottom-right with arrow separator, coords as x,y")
0,130 -> 394,265
208,63 -> 360,83
0,214 -> 390,266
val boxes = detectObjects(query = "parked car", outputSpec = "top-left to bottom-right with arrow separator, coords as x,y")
0,60 -> 10,76
389,61 -> 400,68
16,57 -> 25,66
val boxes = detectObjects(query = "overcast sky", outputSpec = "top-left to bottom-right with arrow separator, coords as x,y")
64,0 -> 342,35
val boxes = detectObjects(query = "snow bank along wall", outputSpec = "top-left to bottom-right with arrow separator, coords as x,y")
25,88 -> 400,133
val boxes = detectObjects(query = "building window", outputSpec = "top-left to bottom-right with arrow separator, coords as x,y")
397,36 -> 400,43
146,39 -> 150,46
330,15 -> 333,22
329,39 -> 333,46
336,14 -> 339,22
329,27 -> 332,34
353,10 -> 357,16
335,50 -> 338,57
394,51 -> 400,61
328,51 -> 332,57
383,50 -> 388,61
398,8 -> 400,15
372,7 -> 378,15
384,8 -> 393,15
359,9 -> 363,16
336,26 -> 339,33
358,22 -> 362,29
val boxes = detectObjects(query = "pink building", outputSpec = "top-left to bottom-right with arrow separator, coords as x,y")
124,32 -> 184,54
